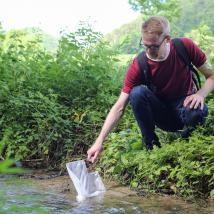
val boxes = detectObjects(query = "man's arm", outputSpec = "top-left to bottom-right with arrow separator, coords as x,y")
87,92 -> 129,163
183,61 -> 214,109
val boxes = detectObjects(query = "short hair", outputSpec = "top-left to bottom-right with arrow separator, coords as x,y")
142,16 -> 170,37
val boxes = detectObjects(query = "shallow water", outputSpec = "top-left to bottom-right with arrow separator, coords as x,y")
0,174 -> 213,214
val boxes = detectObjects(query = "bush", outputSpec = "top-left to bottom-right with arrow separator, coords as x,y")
0,25 -> 124,169
99,130 -> 214,198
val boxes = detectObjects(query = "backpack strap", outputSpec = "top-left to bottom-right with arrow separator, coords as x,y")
172,38 -> 201,89
137,38 -> 201,92
137,51 -> 156,92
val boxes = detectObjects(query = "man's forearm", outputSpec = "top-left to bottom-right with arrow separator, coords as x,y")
97,104 -> 124,142
94,92 -> 129,145
87,92 -> 128,163
197,75 -> 214,98
198,62 -> 214,98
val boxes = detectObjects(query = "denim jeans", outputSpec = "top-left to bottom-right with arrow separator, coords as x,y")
129,85 -> 208,148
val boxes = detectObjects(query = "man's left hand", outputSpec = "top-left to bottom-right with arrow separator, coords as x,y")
183,93 -> 204,110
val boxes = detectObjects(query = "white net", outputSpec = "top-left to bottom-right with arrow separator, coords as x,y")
66,160 -> 106,201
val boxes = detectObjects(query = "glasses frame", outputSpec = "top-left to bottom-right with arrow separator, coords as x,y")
139,37 -> 166,51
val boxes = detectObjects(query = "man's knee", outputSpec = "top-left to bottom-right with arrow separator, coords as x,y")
182,105 -> 208,127
129,85 -> 150,103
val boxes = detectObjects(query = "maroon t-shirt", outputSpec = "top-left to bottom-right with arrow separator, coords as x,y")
122,38 -> 206,100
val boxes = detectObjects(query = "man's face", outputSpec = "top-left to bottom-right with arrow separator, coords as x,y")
141,34 -> 167,59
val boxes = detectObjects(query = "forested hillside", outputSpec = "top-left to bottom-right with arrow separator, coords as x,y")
106,0 -> 214,54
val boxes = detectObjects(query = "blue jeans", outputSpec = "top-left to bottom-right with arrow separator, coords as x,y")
129,85 -> 208,148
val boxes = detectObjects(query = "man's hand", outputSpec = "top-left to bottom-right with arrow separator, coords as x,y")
183,93 -> 204,110
87,140 -> 103,163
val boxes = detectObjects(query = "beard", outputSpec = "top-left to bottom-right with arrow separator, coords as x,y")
147,50 -> 159,59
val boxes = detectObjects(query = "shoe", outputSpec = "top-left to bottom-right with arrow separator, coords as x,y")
145,142 -> 153,151
145,140 -> 161,151
152,140 -> 161,148
180,127 -> 194,139
144,134 -> 161,151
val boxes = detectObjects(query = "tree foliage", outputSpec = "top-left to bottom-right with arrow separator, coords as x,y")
106,0 -> 214,54
128,0 -> 181,21
0,25 -> 123,169
105,16 -> 143,54
176,0 -> 214,36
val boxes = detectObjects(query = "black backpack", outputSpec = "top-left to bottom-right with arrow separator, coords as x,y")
137,38 -> 201,92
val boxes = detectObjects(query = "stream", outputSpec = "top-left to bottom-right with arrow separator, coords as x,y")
0,173 -> 213,214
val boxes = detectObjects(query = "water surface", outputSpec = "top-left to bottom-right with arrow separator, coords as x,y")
0,174 -> 213,214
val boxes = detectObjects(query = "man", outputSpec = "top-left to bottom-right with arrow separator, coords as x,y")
87,16 -> 214,163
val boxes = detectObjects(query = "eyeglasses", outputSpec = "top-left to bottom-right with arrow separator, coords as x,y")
139,37 -> 166,51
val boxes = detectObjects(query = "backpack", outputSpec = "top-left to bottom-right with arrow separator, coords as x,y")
137,38 -> 201,92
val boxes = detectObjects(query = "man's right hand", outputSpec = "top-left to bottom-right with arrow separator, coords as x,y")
87,140 -> 103,163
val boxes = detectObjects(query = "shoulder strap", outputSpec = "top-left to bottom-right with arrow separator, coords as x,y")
136,52 -> 156,92
137,51 -> 149,85
172,38 -> 201,89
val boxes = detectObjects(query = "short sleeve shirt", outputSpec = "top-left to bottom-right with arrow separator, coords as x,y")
122,38 -> 206,100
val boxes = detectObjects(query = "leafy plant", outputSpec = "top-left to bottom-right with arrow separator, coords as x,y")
0,24 -> 123,169
99,99 -> 214,198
